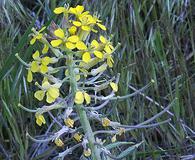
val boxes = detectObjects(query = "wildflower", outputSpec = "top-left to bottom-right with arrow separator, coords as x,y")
35,113 -> 46,126
30,26 -> 46,45
102,117 -> 111,127
34,79 -> 61,103
64,117 -> 74,128
74,91 -> 91,105
54,138 -> 64,147
110,82 -> 118,92
73,133 -> 83,142
27,50 -> 51,82
83,148 -> 91,157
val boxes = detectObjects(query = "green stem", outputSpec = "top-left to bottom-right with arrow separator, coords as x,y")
67,54 -> 101,160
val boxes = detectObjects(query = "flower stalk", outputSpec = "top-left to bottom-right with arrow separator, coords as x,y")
67,54 -> 101,160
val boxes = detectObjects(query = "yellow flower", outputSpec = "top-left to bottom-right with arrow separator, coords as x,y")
27,50 -> 51,82
51,28 -> 65,47
64,117 -> 74,128
30,26 -> 46,45
100,36 -> 114,54
90,40 -> 103,59
34,80 -> 60,103
73,14 -> 96,32
102,117 -> 111,127
99,36 -> 115,67
74,91 -> 91,105
73,133 -> 83,142
51,28 -> 87,51
110,82 -> 118,92
35,113 -> 46,126
69,5 -> 89,18
83,148 -> 91,157
54,138 -> 64,147
54,6 -> 68,14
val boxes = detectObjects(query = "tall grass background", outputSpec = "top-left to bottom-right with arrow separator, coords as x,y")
0,0 -> 194,159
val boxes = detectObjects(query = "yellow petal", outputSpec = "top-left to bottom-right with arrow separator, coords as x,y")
31,61 -> 39,73
83,148 -> 91,157
102,117 -> 111,127
32,50 -> 40,60
68,26 -> 77,35
91,40 -> 99,48
41,57 -> 51,65
47,87 -> 59,99
51,39 -> 63,47
73,21 -> 82,27
97,23 -> 107,30
54,7 -> 66,14
104,45 -> 112,54
67,35 -> 79,43
69,7 -> 77,14
35,114 -> 46,126
65,42 -> 76,50
76,41 -> 87,50
94,51 -> 103,59
40,64 -> 48,74
54,28 -> 65,39
76,5 -> 84,13
84,92 -> 91,104
34,90 -> 45,101
110,82 -> 118,92
82,52 -> 91,63
42,44 -> 49,54
100,35 -> 107,43
30,37 -> 36,45
64,117 -> 74,128
54,138 -> 64,147
46,92 -> 56,103
74,91 -> 84,104
81,25 -> 91,31
27,70 -> 33,83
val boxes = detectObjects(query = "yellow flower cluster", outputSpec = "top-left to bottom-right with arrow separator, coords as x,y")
22,5 -> 120,154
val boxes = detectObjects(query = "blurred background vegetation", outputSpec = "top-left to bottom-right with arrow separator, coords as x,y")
0,0 -> 194,159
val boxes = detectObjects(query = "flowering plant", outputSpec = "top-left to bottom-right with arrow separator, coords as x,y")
16,4 -> 169,160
